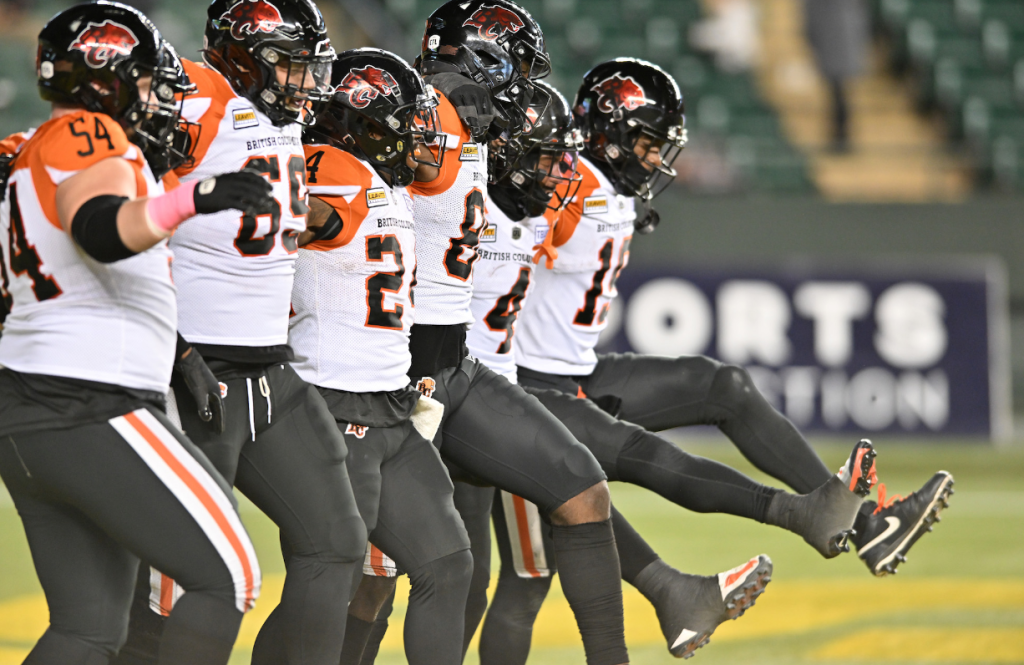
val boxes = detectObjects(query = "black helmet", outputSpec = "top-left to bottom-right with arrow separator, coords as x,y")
204,0 -> 335,126
419,0 -> 551,139
491,81 -> 582,219
305,48 -> 445,188
36,1 -> 195,176
574,58 -> 687,200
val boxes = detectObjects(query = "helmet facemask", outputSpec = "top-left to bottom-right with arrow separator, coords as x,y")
128,44 -> 198,176
599,116 -> 687,200
507,140 -> 583,216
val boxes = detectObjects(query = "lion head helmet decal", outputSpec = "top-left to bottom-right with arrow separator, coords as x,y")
219,0 -> 285,41
69,20 -> 140,69
338,65 -> 400,109
462,4 -> 525,41
591,73 -> 653,114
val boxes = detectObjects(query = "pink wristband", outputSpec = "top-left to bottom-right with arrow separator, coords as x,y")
146,180 -> 198,233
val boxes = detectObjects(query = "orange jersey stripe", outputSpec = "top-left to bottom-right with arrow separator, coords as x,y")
174,60 -> 235,179
159,573 -> 175,616
408,92 -> 473,198
551,159 -> 602,248
123,412 -> 257,609
13,111 -> 147,230
304,143 -> 373,251
511,494 -> 542,578
369,544 -> 390,577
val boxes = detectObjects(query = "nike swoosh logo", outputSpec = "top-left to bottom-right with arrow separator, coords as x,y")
859,516 -> 901,554
672,629 -> 698,649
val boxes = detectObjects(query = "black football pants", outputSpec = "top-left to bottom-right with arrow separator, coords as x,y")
0,406 -> 256,665
522,353 -> 834,493
336,407 -> 473,665
425,357 -> 626,665
117,363 -> 367,665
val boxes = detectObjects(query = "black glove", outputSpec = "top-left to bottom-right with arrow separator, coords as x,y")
193,170 -> 275,217
174,335 -> 225,434
427,73 -> 495,142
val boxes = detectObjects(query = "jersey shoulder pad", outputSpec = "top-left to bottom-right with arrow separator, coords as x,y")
174,60 -> 236,178
551,158 -> 603,247
304,145 -> 375,251
24,111 -> 137,174
182,60 -> 237,109
303,143 -> 373,193
0,130 -> 32,157
408,92 -> 474,197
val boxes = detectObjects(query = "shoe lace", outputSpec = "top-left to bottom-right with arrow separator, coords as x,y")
873,483 -> 906,515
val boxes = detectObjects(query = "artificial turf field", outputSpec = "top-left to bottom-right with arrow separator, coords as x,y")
1,438 -> 1022,664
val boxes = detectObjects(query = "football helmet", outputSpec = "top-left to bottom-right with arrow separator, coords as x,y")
419,0 -> 551,139
305,48 -> 445,188
490,81 -> 583,219
36,1 -> 195,176
574,58 -> 687,201
204,0 -> 335,126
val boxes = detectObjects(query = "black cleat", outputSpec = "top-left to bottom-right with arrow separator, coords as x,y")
854,471 -> 954,576
837,439 -> 878,497
636,555 -> 772,659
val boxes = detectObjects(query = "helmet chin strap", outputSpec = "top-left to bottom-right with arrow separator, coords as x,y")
634,199 -> 660,235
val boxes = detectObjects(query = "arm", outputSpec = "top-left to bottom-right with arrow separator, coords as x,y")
55,157 -> 275,263
298,195 -> 343,247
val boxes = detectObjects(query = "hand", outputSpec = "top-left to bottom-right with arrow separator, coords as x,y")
193,170 -> 275,217
175,345 -> 226,434
427,73 -> 495,142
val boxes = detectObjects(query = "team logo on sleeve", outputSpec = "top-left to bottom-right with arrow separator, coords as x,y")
69,20 -> 139,68
338,66 -> 400,110
591,74 -> 653,114
345,424 -> 369,439
462,4 -> 525,41
219,0 -> 284,40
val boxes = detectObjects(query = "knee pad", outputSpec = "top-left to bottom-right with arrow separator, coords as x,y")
706,363 -> 759,416
617,429 -> 693,479
409,549 -> 474,598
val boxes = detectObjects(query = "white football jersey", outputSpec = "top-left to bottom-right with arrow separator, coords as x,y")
170,60 -> 308,347
515,156 -> 634,375
466,205 -> 553,383
408,92 -> 488,326
290,144 -> 416,393
0,112 -> 176,392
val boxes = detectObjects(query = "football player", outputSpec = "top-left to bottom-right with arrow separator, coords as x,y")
513,58 -> 953,581
471,81 -> 817,661
292,48 -> 476,665
355,2 -> 631,664
114,1 -> 369,664
0,3 -> 269,663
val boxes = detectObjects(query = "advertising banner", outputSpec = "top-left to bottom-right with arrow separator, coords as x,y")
597,258 -> 1011,440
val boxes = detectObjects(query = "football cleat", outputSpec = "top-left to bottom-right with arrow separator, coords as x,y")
837,439 -> 878,497
766,474 -> 866,558
854,471 -> 954,576
636,555 -> 772,659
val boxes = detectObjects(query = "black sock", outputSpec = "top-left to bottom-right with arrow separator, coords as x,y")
610,504 -> 658,584
616,430 -> 779,520
478,573 -> 553,665
359,588 -> 394,665
551,519 -> 628,665
339,614 -> 374,665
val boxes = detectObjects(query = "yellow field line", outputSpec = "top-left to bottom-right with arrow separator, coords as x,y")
1,576 -> 1022,663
